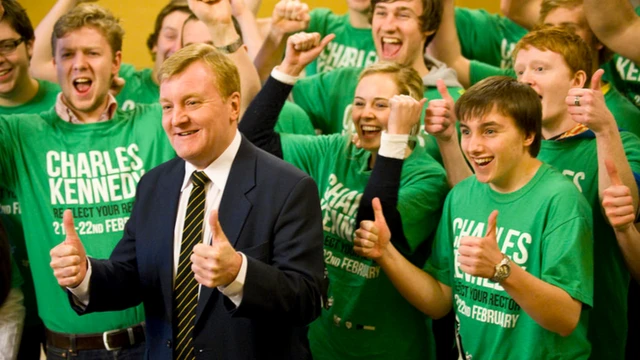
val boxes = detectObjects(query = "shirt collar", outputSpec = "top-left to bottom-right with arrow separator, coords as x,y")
55,93 -> 118,124
181,130 -> 242,194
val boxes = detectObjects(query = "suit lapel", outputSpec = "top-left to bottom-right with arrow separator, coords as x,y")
196,137 -> 257,325
156,158 -> 185,318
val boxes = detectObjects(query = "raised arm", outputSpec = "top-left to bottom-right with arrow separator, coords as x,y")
253,0 -> 310,82
567,70 -> 639,210
424,79 -> 473,187
230,0 -> 264,60
602,160 -> 640,281
428,0 -> 471,88
500,0 -> 541,30
189,0 -> 261,115
354,199 -> 453,319
239,32 -> 333,156
584,0 -> 640,64
31,0 -> 91,82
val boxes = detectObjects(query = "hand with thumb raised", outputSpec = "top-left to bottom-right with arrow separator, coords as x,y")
602,159 -> 636,231
354,198 -> 392,260
424,79 -> 456,142
566,69 -> 615,134
50,210 -> 88,288
191,210 -> 242,288
458,210 -> 504,278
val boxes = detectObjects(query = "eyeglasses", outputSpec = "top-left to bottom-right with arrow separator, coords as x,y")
0,38 -> 24,55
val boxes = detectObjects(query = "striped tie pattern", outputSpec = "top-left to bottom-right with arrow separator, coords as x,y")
174,171 -> 210,360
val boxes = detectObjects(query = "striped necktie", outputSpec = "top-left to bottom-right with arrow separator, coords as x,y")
174,170 -> 210,360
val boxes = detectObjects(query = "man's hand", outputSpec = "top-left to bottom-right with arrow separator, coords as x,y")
109,76 -> 125,97
354,198 -> 391,260
602,159 -> 636,231
271,0 -> 311,36
50,210 -> 88,288
566,69 -> 616,134
191,210 -> 243,288
457,211 -> 503,278
388,95 -> 427,135
424,79 -> 456,142
189,0 -> 233,26
278,32 -> 335,76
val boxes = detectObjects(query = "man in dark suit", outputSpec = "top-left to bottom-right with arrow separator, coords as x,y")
49,43 -> 325,360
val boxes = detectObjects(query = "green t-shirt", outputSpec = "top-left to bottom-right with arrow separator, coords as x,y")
115,63 -> 159,112
469,61 -> 640,138
305,8 -> 378,76
0,78 -> 59,326
455,8 -> 527,69
538,131 -> 640,360
601,6 -> 640,108
292,66 -> 464,136
10,253 -> 23,289
280,133 -> 448,360
0,105 -> 175,333
426,163 -> 593,359
274,101 -> 316,135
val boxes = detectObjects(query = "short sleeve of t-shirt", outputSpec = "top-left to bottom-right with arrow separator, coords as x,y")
280,133 -> 344,178
469,60 -> 516,86
0,116 -> 21,190
541,212 -> 594,307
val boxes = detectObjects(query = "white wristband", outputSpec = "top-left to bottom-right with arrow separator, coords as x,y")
378,131 -> 409,159
271,66 -> 300,85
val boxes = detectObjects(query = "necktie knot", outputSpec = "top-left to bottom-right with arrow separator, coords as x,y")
191,171 -> 210,188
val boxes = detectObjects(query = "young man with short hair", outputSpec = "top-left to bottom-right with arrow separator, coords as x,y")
432,0 -> 640,137
355,76 -> 594,359
0,1 -> 60,358
426,25 -> 640,360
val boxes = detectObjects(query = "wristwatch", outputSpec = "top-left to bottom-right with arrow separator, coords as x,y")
216,37 -> 244,54
490,254 -> 511,283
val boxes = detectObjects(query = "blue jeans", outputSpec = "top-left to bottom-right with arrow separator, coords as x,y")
46,341 -> 145,360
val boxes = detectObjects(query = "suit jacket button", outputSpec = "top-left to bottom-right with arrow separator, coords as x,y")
166,340 -> 172,348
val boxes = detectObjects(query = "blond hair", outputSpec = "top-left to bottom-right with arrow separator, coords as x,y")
158,43 -> 240,99
52,4 -> 124,57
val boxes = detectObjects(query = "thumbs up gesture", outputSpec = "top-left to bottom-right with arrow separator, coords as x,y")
191,210 -> 243,288
566,69 -> 616,134
602,159 -> 636,231
424,79 -> 456,142
458,211 -> 504,278
50,210 -> 88,288
354,198 -> 392,260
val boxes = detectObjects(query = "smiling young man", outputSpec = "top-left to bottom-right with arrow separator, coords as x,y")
291,0 -> 464,140
354,76 -> 594,359
431,0 -> 640,138
427,26 -> 640,360
0,4 -> 178,358
31,0 -> 193,111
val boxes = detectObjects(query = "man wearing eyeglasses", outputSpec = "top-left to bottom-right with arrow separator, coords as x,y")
0,1 -> 60,359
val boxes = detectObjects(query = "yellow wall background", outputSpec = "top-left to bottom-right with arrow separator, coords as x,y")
20,0 -> 500,69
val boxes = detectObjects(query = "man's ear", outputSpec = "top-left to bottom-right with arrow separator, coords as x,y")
228,91 -> 241,122
523,131 -> 535,147
25,39 -> 34,60
572,70 -> 588,88
112,50 -> 122,76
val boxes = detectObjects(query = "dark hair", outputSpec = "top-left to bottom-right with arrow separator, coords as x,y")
0,0 -> 35,42
0,222 -> 11,305
370,0 -> 443,48
455,76 -> 542,157
147,0 -> 192,59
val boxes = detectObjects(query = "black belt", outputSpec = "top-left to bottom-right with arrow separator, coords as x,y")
46,323 -> 145,351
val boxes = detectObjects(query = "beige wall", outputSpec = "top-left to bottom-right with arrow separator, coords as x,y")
21,0 -> 499,69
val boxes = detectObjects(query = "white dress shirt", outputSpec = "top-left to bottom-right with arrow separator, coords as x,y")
71,130 -> 248,307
